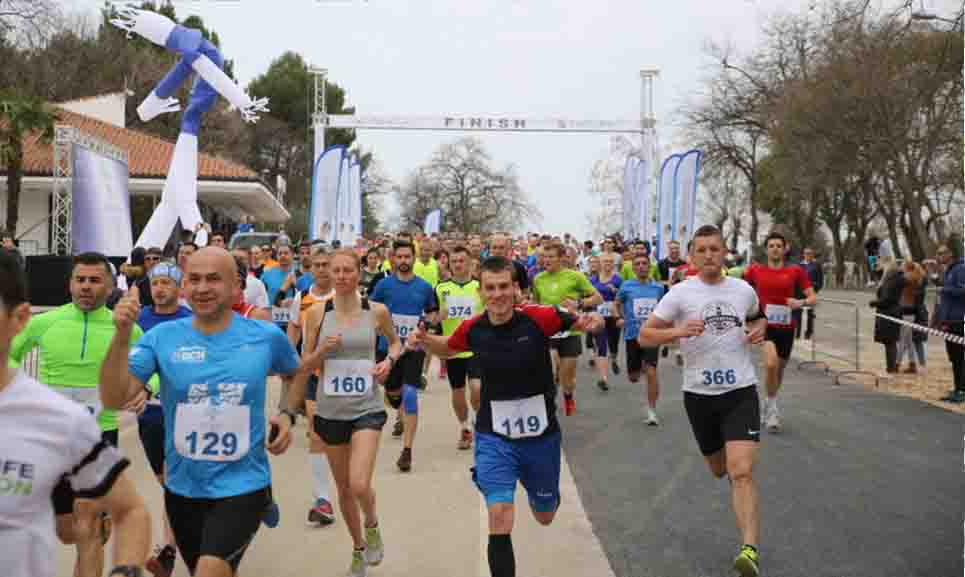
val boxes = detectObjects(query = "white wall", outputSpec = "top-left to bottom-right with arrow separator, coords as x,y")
0,183 -> 51,255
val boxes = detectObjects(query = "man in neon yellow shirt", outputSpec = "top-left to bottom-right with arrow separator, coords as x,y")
436,245 -> 483,450
8,252 -> 144,577
414,237 -> 440,288
532,244 -> 602,416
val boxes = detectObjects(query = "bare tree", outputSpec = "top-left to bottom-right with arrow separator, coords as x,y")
396,137 -> 540,234
699,163 -> 749,252
585,135 -> 640,240
0,0 -> 58,45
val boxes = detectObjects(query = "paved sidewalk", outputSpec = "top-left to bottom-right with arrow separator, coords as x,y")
57,365 -> 615,577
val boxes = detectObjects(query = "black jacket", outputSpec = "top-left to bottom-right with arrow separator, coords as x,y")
870,271 -> 904,344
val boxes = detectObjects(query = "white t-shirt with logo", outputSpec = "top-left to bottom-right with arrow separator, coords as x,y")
0,373 -> 129,577
651,276 -> 760,395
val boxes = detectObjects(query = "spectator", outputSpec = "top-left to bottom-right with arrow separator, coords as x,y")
869,260 -> 904,373
865,235 -> 881,285
796,247 -> 824,340
1,231 -> 24,270
932,237 -> 965,403
895,260 -> 928,374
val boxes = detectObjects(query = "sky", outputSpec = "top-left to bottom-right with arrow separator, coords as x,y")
72,0 -> 960,239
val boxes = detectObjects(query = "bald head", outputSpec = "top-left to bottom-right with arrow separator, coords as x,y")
185,247 -> 238,320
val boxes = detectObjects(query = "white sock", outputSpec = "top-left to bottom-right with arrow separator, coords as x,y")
767,395 -> 778,413
310,454 -> 330,502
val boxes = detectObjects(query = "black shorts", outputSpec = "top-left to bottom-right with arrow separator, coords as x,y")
549,335 -> 582,358
314,411 -> 388,446
137,406 -> 165,476
766,326 -> 795,360
446,356 -> 481,389
683,386 -> 761,456
625,339 -> 659,373
164,486 -> 270,574
53,429 -> 119,516
384,349 -> 425,392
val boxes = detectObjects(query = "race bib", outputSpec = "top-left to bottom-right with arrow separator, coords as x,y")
271,306 -> 293,324
597,302 -> 613,317
697,355 -> 739,389
765,304 -> 791,325
323,359 -> 374,397
174,403 -> 250,462
51,386 -> 102,418
392,314 -> 420,340
447,295 -> 476,320
632,297 -> 658,321
491,394 -> 549,439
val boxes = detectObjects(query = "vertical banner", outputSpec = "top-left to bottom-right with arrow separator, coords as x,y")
622,157 -> 640,240
656,154 -> 682,260
424,209 -> 442,235
351,160 -> 362,245
673,149 -> 703,251
634,158 -> 649,246
310,145 -> 346,242
336,154 -> 351,245
72,144 -> 133,257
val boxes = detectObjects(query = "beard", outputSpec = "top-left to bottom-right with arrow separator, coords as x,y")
397,263 -> 411,273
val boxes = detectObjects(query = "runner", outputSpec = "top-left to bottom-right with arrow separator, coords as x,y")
743,231 -> 816,433
413,237 -> 440,388
7,251 -> 146,577
360,248 -> 386,298
589,252 -> 623,391
657,240 -> 687,288
0,250 -> 152,577
639,224 -> 767,577
532,243 -> 602,415
436,245 -> 483,450
99,247 -> 322,577
369,241 -> 439,472
614,252 -> 666,425
231,247 -> 269,311
289,249 -> 399,577
232,257 -> 272,322
411,255 -> 601,577
488,233 -> 530,302
136,263 -> 193,577
286,246 -> 337,527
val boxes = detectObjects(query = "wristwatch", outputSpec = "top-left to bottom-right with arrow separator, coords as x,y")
109,566 -> 142,577
279,408 -> 297,427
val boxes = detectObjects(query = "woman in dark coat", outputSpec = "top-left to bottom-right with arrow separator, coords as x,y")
869,261 -> 904,373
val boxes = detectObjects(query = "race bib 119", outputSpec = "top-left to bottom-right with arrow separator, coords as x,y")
491,394 -> 549,439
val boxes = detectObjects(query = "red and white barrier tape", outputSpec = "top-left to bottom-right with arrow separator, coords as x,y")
873,313 -> 965,346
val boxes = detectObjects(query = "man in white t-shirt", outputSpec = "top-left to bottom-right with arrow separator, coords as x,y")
0,250 -> 151,577
233,247 -> 269,309
639,224 -> 768,577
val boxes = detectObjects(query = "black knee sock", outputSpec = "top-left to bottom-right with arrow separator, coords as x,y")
487,534 -> 515,577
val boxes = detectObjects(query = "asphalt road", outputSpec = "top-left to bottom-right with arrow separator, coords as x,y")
562,348 -> 964,577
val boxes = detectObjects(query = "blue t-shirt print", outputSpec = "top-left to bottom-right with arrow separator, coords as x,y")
128,315 -> 300,499
617,280 -> 666,341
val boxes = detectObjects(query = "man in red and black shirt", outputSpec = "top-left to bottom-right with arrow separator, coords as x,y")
413,255 -> 601,577
743,231 -> 817,433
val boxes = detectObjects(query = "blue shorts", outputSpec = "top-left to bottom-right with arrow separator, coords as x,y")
472,431 -> 561,513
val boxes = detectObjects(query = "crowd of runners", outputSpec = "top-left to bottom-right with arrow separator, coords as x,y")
3,223 -> 906,577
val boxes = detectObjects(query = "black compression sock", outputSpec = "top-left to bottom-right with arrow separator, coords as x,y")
563,392 -> 573,400
487,534 -> 515,577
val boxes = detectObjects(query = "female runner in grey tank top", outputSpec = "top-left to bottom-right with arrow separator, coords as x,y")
290,249 -> 400,577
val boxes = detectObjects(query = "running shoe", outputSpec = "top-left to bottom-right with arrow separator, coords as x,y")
661,346 -> 669,358
364,525 -> 384,566
457,429 -> 473,451
564,397 -> 576,416
308,498 -> 335,527
765,408 -> 782,433
392,417 -> 403,438
645,409 -> 660,427
588,358 -> 595,368
675,352 -> 683,367
733,545 -> 760,577
349,548 -> 367,577
397,448 -> 412,472
611,359 -> 620,375
146,544 -> 176,577
596,379 -> 609,392
941,390 -> 965,403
